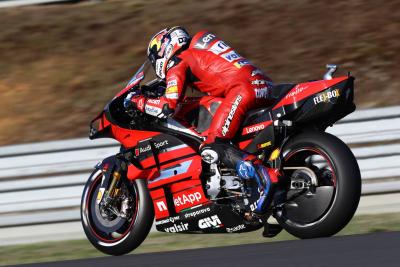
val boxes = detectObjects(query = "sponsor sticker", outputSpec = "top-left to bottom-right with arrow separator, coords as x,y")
221,50 -> 242,62
164,222 -> 189,233
233,59 -> 250,68
167,79 -> 178,87
153,198 -> 169,218
184,207 -> 211,219
194,33 -> 216,49
155,59 -> 165,78
257,141 -> 272,149
174,192 -> 202,207
155,215 -> 180,226
208,40 -> 230,55
243,123 -> 266,134
145,105 -> 162,116
136,140 -> 169,155
166,86 -> 178,94
313,89 -> 340,105
222,95 -> 243,136
173,186 -> 207,212
285,84 -> 309,99
251,79 -> 270,85
254,87 -> 269,99
156,200 -> 168,212
166,93 -> 179,99
198,215 -> 222,229
226,224 -> 245,233
147,99 -> 160,105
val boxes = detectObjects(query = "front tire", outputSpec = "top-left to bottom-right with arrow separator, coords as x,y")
275,130 -> 361,238
81,170 -> 154,255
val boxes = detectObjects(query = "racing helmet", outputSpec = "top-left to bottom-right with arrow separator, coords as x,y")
147,26 -> 191,79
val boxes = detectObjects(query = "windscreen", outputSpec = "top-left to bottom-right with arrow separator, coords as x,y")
126,59 -> 158,88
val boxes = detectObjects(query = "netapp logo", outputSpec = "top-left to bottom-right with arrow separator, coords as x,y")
173,192 -> 202,207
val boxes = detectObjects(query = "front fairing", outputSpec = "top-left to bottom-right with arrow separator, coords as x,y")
89,59 -> 159,140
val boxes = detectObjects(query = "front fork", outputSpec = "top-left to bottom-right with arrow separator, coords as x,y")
96,157 -> 128,209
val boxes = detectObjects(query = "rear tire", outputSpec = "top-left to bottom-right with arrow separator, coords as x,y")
81,171 -> 154,255
275,130 -> 361,238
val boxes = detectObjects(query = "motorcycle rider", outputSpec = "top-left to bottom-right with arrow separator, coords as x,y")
124,26 -> 280,220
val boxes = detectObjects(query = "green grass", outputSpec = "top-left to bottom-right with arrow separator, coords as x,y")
1,212 -> 399,266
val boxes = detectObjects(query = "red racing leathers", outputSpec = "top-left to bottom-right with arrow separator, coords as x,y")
137,31 -> 274,144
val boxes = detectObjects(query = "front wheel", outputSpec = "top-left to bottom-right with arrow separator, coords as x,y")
274,130 -> 361,239
81,170 -> 154,255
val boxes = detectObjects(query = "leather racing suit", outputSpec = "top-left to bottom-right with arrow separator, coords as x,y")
129,31 -> 280,215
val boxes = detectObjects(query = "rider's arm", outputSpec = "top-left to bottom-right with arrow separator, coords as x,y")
142,58 -> 188,118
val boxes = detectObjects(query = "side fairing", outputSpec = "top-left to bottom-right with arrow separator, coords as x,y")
125,133 -> 203,219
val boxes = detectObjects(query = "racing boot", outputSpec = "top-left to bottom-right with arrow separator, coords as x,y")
200,141 -> 243,167
236,159 -> 280,220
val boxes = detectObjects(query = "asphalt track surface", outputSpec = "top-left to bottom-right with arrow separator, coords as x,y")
14,231 -> 400,267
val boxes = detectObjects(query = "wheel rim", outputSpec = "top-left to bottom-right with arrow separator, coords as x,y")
277,146 -> 338,227
83,172 -> 139,244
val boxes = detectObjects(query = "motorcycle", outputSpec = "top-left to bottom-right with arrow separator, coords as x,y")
81,62 -> 361,255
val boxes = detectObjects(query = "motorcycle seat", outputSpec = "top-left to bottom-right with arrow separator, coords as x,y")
242,83 -> 296,125
270,83 -> 296,99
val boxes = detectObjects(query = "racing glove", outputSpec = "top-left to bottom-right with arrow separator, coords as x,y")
124,91 -> 146,112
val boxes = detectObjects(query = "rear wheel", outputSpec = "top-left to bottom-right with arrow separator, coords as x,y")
274,130 -> 361,238
81,170 -> 154,255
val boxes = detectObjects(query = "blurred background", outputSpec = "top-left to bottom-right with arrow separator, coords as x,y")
0,0 -> 400,265
0,0 -> 399,146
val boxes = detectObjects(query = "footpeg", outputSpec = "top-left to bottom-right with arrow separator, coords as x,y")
262,223 -> 283,238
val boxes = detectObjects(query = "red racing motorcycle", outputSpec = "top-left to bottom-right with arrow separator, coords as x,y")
81,62 -> 361,255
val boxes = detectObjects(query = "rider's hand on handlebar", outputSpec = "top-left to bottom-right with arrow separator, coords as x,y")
124,91 -> 146,113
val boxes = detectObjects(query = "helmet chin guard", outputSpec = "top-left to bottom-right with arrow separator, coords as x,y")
147,26 -> 190,79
